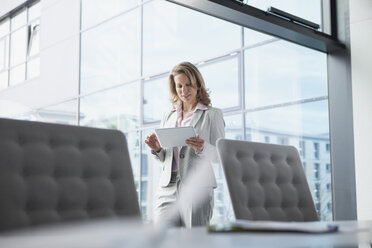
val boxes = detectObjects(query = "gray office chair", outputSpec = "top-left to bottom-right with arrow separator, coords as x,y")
0,118 -> 140,231
217,139 -> 318,221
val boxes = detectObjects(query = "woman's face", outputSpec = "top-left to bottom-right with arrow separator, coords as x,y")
174,73 -> 197,106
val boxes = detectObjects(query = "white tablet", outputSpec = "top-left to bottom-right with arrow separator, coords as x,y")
155,126 -> 196,148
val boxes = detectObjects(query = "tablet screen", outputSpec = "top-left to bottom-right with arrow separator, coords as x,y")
155,126 -> 196,148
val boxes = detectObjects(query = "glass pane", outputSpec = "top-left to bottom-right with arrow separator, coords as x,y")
0,36 -> 10,70
143,76 -> 170,124
141,128 -> 163,223
27,57 -> 40,79
0,71 -> 8,89
36,99 -> 78,125
225,114 -> 243,140
244,28 -> 278,47
143,0 -> 241,76
5,35 -> 9,68
246,101 -> 330,139
81,0 -> 140,29
125,131 -> 141,203
0,39 -> 5,70
80,8 -> 140,94
9,63 -> 25,85
28,1 -> 41,21
0,99 -> 34,119
11,9 -> 27,30
79,81 -> 140,132
210,113 -> 241,224
247,0 -> 322,28
0,18 -> 10,37
210,165 -> 235,224
245,100 -> 332,221
10,27 -> 27,66
199,57 -> 240,110
28,21 -> 40,57
245,40 -> 328,109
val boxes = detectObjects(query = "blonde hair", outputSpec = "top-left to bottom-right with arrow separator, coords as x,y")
168,62 -> 211,108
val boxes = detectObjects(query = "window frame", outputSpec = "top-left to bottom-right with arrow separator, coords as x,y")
0,0 -> 41,89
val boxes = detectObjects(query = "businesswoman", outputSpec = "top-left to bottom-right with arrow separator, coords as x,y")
144,62 -> 225,228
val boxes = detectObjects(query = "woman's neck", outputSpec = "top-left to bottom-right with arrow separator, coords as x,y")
183,101 -> 197,113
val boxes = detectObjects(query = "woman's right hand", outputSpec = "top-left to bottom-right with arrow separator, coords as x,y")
144,133 -> 162,153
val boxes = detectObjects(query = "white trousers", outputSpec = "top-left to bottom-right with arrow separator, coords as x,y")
154,179 -> 214,228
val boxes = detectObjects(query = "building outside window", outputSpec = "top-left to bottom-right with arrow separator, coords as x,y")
299,140 -> 306,158
327,202 -> 332,212
141,181 -> 147,202
314,142 -> 320,159
315,183 -> 320,199
141,154 -> 148,177
314,163 -> 320,180
326,143 -> 330,152
0,1 -> 40,90
326,163 -> 331,173
277,137 -> 289,145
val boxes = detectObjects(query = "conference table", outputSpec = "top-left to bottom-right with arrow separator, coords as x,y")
0,218 -> 372,248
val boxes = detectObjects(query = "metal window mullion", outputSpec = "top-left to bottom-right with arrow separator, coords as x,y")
222,108 -> 245,117
78,0 -> 83,126
9,23 -> 28,35
240,26 -> 246,141
9,61 -> 27,70
198,53 -> 242,110
26,54 -> 39,62
7,22 -> 12,86
243,96 -> 328,114
25,5 -> 29,81
80,2 -> 144,34
0,32 -> 10,41
28,16 -> 41,24
321,0 -> 331,35
138,2 -> 146,210
0,36 -> 6,71
140,2 -> 144,128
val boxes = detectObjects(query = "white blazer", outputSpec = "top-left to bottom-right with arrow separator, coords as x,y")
152,106 -> 225,188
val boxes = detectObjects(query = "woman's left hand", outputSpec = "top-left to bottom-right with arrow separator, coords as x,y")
185,134 -> 205,153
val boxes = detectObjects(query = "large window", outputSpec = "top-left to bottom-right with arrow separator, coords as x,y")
0,1 -> 40,90
80,7 -> 141,95
80,0 -> 333,222
143,75 -> 170,124
142,0 -> 241,77
36,99 -> 78,125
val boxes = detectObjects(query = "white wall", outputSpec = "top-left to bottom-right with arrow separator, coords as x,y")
0,0 -> 80,111
350,0 -> 372,220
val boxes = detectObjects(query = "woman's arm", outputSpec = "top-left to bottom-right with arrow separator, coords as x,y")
149,111 -> 169,162
206,108 -> 225,163
209,109 -> 225,147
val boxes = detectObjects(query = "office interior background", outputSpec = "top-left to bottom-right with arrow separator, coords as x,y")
0,0 -> 371,222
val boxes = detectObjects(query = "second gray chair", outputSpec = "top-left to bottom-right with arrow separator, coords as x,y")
217,139 -> 318,222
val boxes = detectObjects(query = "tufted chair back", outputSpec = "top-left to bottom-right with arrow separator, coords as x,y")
217,139 -> 318,222
0,118 -> 140,231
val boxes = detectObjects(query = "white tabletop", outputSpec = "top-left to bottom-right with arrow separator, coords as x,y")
0,218 -> 371,248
